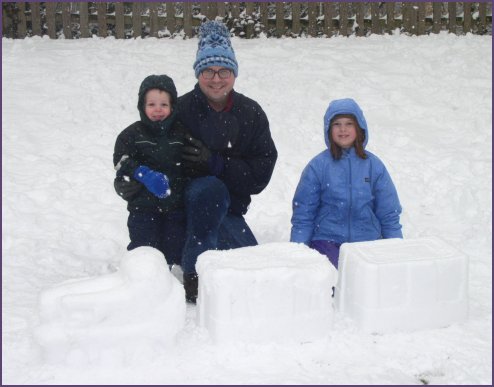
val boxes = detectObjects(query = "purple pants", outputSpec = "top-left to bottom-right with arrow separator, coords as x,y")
309,240 -> 341,269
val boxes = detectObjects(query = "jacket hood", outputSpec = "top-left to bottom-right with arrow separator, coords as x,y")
323,98 -> 368,149
137,74 -> 178,128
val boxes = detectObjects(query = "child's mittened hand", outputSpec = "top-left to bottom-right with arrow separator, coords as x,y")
133,166 -> 171,199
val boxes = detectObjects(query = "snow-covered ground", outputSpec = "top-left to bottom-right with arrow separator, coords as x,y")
2,32 -> 492,385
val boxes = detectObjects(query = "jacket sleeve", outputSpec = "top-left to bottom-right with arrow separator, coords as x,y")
219,108 -> 278,196
113,128 -> 140,177
373,162 -> 403,239
290,162 -> 321,244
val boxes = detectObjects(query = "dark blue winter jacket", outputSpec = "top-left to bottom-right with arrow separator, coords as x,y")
177,84 -> 278,216
290,98 -> 402,245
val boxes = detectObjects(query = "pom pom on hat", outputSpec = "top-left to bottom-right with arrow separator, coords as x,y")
193,21 -> 238,78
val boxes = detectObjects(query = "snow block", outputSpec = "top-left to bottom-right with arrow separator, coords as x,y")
196,242 -> 338,344
334,237 -> 469,333
34,247 -> 185,363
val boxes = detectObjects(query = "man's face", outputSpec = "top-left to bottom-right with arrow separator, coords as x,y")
197,66 -> 235,106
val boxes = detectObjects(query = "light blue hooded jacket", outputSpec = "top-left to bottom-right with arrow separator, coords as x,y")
290,98 -> 403,245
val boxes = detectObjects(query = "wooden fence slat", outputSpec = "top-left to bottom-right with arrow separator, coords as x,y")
410,2 -> 419,35
132,2 -> 141,38
432,1 -> 442,34
275,2 -> 284,37
231,2 -> 240,20
167,2 -> 176,35
339,2 -> 348,36
323,2 -> 333,37
216,2 -> 225,20
30,2 -> 41,36
371,2 -> 380,35
356,2 -> 364,36
115,2 -> 125,39
183,2 -> 192,38
17,2 -> 27,38
97,2 -> 107,37
62,2 -> 72,39
149,2 -> 158,38
46,2 -> 57,39
478,2 -> 487,33
448,2 -> 456,33
245,2 -> 255,38
79,1 -> 89,38
259,2 -> 268,33
417,2 -> 425,35
463,2 -> 472,33
292,2 -> 301,36
386,2 -> 395,32
308,2 -> 318,37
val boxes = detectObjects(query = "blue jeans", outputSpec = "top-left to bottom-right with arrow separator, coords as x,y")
127,210 -> 186,266
182,176 -> 258,275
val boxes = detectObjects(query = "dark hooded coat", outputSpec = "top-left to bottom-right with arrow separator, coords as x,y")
113,75 -> 188,213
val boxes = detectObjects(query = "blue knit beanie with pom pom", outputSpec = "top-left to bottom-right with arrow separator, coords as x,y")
193,21 -> 238,78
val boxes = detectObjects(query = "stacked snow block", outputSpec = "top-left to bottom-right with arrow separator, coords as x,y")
34,247 -> 185,363
196,242 -> 338,344
335,237 -> 469,333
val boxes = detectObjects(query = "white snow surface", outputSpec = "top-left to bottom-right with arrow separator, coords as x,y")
2,33 -> 492,384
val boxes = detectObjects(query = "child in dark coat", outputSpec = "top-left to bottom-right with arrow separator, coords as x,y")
113,74 -> 188,266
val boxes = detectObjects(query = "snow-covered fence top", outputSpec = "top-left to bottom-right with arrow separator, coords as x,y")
2,2 -> 492,40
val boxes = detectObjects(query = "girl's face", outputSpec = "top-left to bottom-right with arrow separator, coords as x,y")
144,89 -> 172,121
331,117 -> 358,149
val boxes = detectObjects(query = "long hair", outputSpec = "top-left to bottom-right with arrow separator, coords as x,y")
329,114 -> 367,160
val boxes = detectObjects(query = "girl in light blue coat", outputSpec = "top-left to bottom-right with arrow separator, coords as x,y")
290,98 -> 402,268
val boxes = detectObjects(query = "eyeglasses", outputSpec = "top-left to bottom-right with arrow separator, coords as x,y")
201,68 -> 233,80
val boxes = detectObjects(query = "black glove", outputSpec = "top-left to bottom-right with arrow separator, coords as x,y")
182,135 -> 212,177
182,135 -> 212,164
114,177 -> 142,201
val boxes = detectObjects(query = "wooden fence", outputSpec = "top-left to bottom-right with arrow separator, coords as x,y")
2,2 -> 492,39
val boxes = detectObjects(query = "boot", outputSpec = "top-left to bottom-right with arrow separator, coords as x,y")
183,273 -> 198,304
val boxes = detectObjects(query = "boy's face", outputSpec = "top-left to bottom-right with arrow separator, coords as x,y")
144,89 -> 172,121
331,117 -> 357,149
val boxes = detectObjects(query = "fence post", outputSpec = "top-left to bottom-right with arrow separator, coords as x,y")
217,2 -> 226,20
